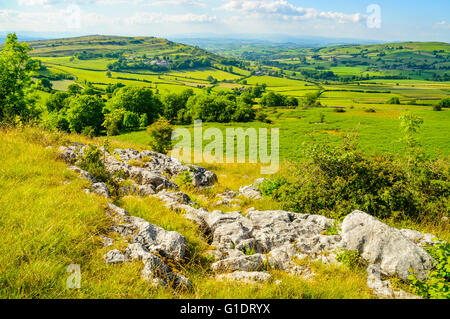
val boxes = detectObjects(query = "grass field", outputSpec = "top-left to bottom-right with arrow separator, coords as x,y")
110,106 -> 450,161
0,127 -> 377,299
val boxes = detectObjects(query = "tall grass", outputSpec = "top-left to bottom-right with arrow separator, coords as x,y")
0,127 -> 375,298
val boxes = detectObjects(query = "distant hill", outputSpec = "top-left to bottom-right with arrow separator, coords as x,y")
25,35 -> 245,73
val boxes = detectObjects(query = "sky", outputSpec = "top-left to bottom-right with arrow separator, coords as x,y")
0,0 -> 449,42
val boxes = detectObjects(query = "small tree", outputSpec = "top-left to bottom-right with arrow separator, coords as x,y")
147,117 -> 173,154
123,111 -> 140,130
102,108 -> 125,136
399,113 -> 424,178
0,33 -> 39,123
66,95 -> 104,135
437,98 -> 450,108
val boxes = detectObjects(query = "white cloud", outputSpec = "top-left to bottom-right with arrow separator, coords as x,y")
218,0 -> 364,23
125,12 -> 216,25
434,20 -> 450,30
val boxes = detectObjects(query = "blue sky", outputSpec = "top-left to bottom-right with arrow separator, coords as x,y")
0,0 -> 449,42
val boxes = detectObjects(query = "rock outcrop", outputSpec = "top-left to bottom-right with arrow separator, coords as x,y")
57,144 -> 441,298
367,264 -> 421,299
342,211 -> 435,281
105,203 -> 190,287
59,145 -> 218,198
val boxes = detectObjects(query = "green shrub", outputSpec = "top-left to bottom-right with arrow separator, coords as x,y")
336,250 -> 362,270
408,242 -> 450,299
387,97 -> 401,105
81,126 -> 96,138
437,98 -> 450,108
147,117 -> 173,154
175,171 -> 193,187
78,146 -> 110,183
102,108 -> 125,136
66,95 -> 104,135
259,177 -> 288,199
433,104 -> 443,111
272,134 -> 449,221
123,111 -> 140,130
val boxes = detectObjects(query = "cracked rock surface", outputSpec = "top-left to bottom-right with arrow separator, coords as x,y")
105,203 -> 190,288
57,145 -> 440,298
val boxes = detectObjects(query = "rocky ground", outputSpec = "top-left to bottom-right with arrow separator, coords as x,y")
58,144 -> 443,299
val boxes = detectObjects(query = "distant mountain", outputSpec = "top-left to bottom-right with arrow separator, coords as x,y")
169,33 -> 383,49
0,31 -> 84,43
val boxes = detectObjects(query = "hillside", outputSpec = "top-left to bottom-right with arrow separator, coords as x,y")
197,40 -> 450,81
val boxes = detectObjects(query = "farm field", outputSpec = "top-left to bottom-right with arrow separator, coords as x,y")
1,30 -> 449,302
110,105 -> 450,161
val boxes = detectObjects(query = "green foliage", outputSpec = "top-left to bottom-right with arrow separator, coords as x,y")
147,117 -> 173,154
259,177 -> 288,199
139,113 -> 148,128
67,83 -> 82,95
102,107 -> 125,136
303,91 -> 321,106
387,97 -> 401,105
175,171 -> 193,187
78,146 -> 110,183
325,222 -> 341,236
437,98 -> 450,108
122,111 -> 140,130
162,89 -> 194,122
336,250 -> 362,270
106,86 -> 162,124
260,91 -> 287,107
408,242 -> 450,299
66,95 -> 104,135
46,92 -> 69,112
187,93 -> 235,123
0,33 -> 40,124
36,78 -> 53,92
272,133 -> 449,221
433,104 -> 443,111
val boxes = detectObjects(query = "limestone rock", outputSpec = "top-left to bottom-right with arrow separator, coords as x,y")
216,271 -> 271,283
211,254 -> 266,273
92,182 -> 111,198
367,264 -> 420,299
342,211 -> 435,281
104,249 -> 128,264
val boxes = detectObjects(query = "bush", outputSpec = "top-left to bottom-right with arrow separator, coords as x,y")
408,243 -> 450,299
336,250 -> 363,270
0,33 -> 39,124
387,97 -> 401,105
78,146 -> 110,183
106,87 -> 163,124
175,171 -> 193,187
139,113 -> 148,128
102,108 -> 125,136
438,98 -> 450,108
147,117 -> 173,154
122,111 -> 140,130
433,104 -> 443,111
66,95 -> 104,135
271,135 -> 449,221
259,177 -> 288,199
46,92 -> 69,113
